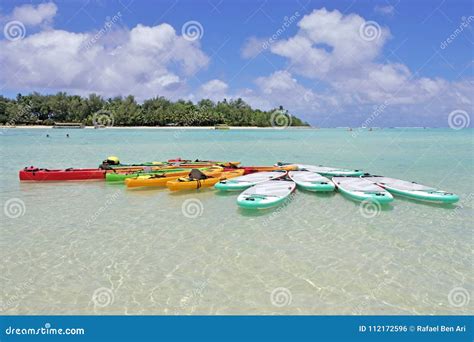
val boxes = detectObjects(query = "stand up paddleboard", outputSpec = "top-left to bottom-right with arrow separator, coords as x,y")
332,176 -> 393,203
362,175 -> 459,204
215,171 -> 287,191
276,163 -> 363,177
237,179 -> 296,209
288,171 -> 335,192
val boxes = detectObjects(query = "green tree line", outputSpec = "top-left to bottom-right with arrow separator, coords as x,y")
0,93 -> 309,127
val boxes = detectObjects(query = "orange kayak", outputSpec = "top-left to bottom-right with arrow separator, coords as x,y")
125,167 -> 223,188
166,169 -> 245,191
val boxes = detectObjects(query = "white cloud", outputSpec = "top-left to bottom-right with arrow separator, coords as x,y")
256,70 -> 298,94
241,36 -> 266,59
254,70 -> 325,110
10,2 -> 57,27
196,79 -> 229,101
200,79 -> 228,94
271,8 -> 390,80
0,22 -> 209,100
248,8 -> 473,126
193,73 -> 319,115
240,70 -> 340,123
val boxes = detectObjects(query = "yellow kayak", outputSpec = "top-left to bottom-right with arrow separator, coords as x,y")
166,169 -> 245,191
125,167 -> 223,188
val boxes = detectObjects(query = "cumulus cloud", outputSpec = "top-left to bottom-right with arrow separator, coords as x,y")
0,21 -> 209,100
195,74 -> 324,118
196,79 -> 229,101
271,8 -> 390,80
239,70 -> 340,123
200,79 -> 228,93
254,70 -> 325,110
10,2 -> 57,27
241,36 -> 266,59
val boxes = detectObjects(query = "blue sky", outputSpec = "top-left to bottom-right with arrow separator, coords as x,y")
0,0 -> 472,126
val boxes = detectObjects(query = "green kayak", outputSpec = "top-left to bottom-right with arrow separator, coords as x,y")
106,168 -> 188,182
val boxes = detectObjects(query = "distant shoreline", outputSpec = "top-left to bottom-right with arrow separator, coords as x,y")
1,125 -> 467,130
0,125 -> 472,131
1,125 -> 313,130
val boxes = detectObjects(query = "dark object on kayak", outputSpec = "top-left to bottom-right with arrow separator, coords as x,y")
189,169 -> 209,180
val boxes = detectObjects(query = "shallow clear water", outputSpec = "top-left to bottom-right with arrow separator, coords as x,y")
0,128 -> 472,315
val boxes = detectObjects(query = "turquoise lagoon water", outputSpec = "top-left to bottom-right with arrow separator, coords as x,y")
0,127 -> 472,315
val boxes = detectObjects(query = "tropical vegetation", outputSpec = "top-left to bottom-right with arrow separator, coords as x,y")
0,93 -> 309,127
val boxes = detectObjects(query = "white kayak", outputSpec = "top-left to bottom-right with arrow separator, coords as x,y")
276,163 -> 363,177
237,180 -> 296,209
362,175 -> 459,203
214,171 -> 287,191
288,171 -> 335,192
332,177 -> 393,203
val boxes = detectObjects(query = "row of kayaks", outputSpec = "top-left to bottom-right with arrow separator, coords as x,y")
109,165 -> 297,183
18,157 -> 459,208
18,156 -> 298,182
105,161 -> 363,187
18,157 -> 242,181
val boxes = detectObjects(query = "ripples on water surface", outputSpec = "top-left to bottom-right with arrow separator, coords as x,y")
0,128 -> 472,314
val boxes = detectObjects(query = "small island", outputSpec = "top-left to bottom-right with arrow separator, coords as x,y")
0,93 -> 309,128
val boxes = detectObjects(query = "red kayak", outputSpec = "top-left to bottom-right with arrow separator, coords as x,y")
19,166 -> 106,181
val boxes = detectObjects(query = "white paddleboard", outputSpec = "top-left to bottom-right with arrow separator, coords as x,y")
215,171 -> 286,191
362,175 -> 459,203
277,163 -> 363,177
237,180 -> 296,209
332,177 -> 393,203
288,171 -> 335,192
